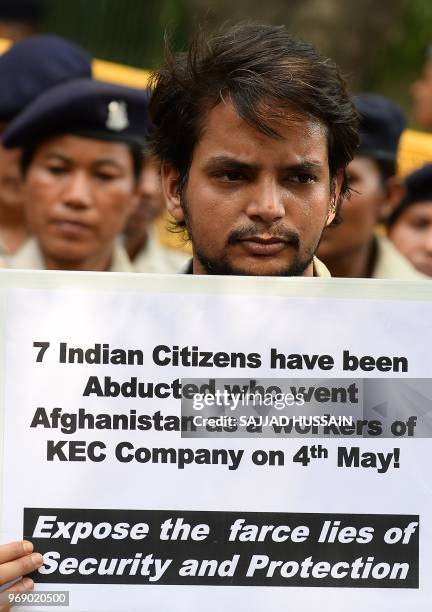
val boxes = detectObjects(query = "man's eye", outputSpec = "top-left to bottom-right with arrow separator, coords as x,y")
410,219 -> 431,230
95,172 -> 117,181
47,165 -> 67,176
288,174 -> 316,184
215,171 -> 246,182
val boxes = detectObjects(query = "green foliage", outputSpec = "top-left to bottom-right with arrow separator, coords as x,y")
40,0 -> 432,118
362,0 -> 432,111
43,0 -> 189,69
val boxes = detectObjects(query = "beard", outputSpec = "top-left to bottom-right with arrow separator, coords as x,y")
195,238 -> 316,276
181,194 -> 321,277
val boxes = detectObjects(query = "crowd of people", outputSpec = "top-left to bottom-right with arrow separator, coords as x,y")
0,33 -> 190,276
0,15 -> 432,605
0,23 -> 430,280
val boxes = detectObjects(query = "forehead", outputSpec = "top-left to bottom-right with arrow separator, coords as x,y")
349,155 -> 381,176
193,101 -> 329,166
32,134 -> 132,164
401,201 -> 432,218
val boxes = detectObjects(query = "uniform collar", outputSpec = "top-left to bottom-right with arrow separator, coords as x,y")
7,238 -> 134,272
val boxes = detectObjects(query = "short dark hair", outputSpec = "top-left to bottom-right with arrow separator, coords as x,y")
149,23 -> 359,224
20,138 -> 144,181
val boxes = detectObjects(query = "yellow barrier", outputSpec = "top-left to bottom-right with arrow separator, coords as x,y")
397,128 -> 432,176
92,58 -> 150,88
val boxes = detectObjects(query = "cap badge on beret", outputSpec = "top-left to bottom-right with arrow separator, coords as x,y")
106,100 -> 129,131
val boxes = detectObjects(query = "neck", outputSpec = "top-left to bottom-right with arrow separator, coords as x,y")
322,238 -> 376,278
125,233 -> 149,261
44,247 -> 114,272
0,206 -> 28,254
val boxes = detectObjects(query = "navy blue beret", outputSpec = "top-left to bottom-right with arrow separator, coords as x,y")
0,34 -> 91,121
405,164 -> 432,203
2,78 -> 150,148
387,164 -> 432,226
354,93 -> 406,161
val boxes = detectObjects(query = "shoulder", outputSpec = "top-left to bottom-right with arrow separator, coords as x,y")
373,235 -> 428,280
109,244 -> 135,273
6,239 -> 44,270
133,236 -> 189,274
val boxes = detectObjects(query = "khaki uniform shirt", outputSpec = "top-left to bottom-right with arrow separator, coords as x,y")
372,235 -> 427,280
132,230 -> 189,274
3,238 -> 134,272
0,236 -> 8,258
313,256 -> 331,277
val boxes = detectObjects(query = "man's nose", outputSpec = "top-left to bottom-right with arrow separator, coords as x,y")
139,165 -> 160,199
63,172 -> 92,208
245,180 -> 285,223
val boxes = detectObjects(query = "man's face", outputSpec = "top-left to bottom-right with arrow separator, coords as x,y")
389,201 -> 432,277
318,156 -> 384,261
124,155 -> 165,248
23,134 -> 136,267
163,102 -> 339,276
412,61 -> 432,128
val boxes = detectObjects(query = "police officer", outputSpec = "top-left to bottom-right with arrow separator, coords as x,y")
318,93 -> 425,279
123,153 -> 189,273
1,77 -> 149,272
0,34 -> 92,255
388,164 -> 432,277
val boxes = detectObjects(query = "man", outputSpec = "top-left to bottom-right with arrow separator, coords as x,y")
149,23 -> 359,277
387,164 -> 432,277
123,153 -> 188,273
1,78 -> 148,272
0,34 -> 92,255
317,93 -> 424,279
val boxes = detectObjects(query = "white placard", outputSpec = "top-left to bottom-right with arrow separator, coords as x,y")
0,270 -> 430,611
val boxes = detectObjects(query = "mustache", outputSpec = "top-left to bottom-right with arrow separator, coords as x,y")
227,224 -> 300,249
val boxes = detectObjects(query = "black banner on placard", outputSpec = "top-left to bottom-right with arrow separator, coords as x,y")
24,509 -> 419,588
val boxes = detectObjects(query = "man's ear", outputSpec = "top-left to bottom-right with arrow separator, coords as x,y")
161,161 -> 185,222
378,176 -> 406,222
326,169 -> 344,226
